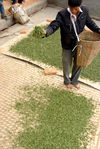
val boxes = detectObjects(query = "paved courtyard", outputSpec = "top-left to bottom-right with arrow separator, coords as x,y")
0,6 -> 100,149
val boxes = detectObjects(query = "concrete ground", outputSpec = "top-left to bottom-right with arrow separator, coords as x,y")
0,6 -> 100,149
0,0 -> 47,31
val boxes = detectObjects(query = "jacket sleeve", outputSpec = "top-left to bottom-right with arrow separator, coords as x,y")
85,7 -> 100,34
45,12 -> 62,37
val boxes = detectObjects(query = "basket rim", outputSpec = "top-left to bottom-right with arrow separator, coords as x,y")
80,39 -> 100,43
79,31 -> 100,43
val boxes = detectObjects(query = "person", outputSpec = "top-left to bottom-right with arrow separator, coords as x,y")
12,0 -> 24,5
18,0 -> 24,4
43,0 -> 100,89
0,0 -> 7,20
12,0 -> 16,5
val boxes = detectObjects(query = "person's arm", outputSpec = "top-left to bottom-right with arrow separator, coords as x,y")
85,7 -> 100,34
45,12 -> 63,37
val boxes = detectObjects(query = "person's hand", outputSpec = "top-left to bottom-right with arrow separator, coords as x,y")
33,26 -> 47,38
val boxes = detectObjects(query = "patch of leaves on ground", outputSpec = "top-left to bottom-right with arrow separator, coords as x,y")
10,27 -> 100,82
14,85 -> 94,149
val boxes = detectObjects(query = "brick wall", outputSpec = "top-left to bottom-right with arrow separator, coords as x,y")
2,0 -> 47,17
3,0 -> 100,19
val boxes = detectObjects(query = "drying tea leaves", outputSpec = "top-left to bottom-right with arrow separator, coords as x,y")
33,26 -> 46,38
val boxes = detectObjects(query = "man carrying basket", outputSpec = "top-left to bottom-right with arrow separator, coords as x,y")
43,0 -> 100,89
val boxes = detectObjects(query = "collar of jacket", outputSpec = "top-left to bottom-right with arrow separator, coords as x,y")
67,7 -> 83,14
66,7 -> 83,20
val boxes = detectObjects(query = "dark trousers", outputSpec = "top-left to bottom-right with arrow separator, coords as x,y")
12,0 -> 23,4
12,0 -> 16,4
62,49 -> 81,85
18,0 -> 23,3
0,0 -> 5,17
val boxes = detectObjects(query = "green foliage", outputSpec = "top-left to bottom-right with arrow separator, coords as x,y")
10,27 -> 100,81
14,86 -> 94,149
10,28 -> 62,69
33,26 -> 46,38
81,51 -> 100,81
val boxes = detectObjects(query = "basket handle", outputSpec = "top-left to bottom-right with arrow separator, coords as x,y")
72,44 -> 94,60
71,18 -> 80,42
72,19 -> 96,60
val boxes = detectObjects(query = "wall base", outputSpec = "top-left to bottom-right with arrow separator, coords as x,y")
0,0 -> 47,31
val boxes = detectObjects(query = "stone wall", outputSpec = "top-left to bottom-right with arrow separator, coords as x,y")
47,0 -> 67,8
3,0 -> 47,17
0,0 -> 47,31
47,0 -> 100,19
83,0 -> 100,20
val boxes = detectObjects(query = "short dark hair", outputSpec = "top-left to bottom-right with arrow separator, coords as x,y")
68,0 -> 83,7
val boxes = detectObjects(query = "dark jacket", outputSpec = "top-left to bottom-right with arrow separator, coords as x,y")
46,6 -> 100,50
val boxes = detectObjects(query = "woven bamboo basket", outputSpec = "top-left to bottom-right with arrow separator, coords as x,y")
76,31 -> 100,67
